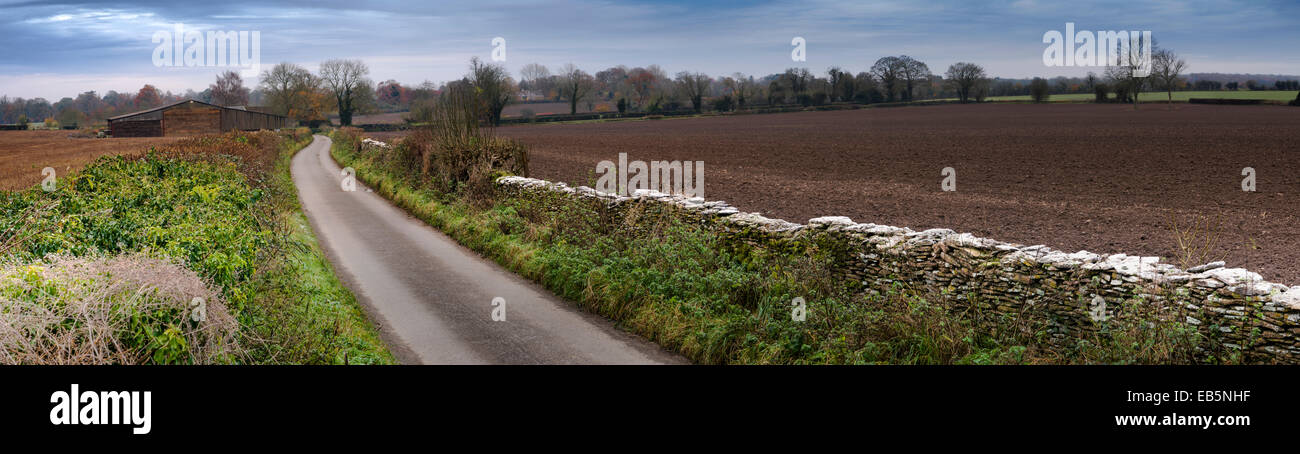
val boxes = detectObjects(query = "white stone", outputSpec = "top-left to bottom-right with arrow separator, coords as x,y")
1200,268 -> 1263,287
1272,287 -> 1300,309
809,216 -> 854,226
1187,261 -> 1226,273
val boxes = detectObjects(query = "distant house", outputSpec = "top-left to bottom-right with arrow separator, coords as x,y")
107,99 -> 291,137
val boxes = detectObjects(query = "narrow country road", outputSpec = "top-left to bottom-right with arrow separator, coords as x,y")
291,135 -> 684,365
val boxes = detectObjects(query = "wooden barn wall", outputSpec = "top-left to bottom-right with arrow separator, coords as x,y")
110,120 -> 163,137
108,102 -> 290,137
220,109 -> 288,131
162,104 -> 221,136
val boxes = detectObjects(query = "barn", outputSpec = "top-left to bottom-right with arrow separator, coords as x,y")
108,99 -> 292,137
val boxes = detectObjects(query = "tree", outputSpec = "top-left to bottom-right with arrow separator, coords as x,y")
1094,83 -> 1110,103
375,80 -> 409,110
1104,34 -> 1150,110
870,56 -> 905,102
519,63 -> 552,100
73,91 -> 104,118
852,72 -> 880,103
626,68 -> 657,111
831,68 -> 859,103
134,85 -> 162,109
1150,48 -> 1186,109
826,67 -> 850,102
1029,78 -> 1050,102
260,62 -> 322,121
723,73 -> 757,108
557,63 -> 595,115
209,70 -> 250,106
674,71 -> 711,112
780,68 -> 812,100
898,56 -> 930,101
944,62 -> 987,103
595,66 -> 628,100
318,59 -> 371,126
469,57 -> 514,126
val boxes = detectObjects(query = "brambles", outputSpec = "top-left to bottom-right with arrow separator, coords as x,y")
0,254 -> 238,364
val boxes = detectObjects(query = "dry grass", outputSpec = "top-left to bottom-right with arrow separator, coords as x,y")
0,130 -> 183,191
0,253 -> 239,364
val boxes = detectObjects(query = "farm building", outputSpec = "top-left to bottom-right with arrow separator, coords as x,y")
108,99 -> 291,137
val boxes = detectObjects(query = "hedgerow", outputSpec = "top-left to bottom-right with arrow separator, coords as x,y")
0,129 -> 393,364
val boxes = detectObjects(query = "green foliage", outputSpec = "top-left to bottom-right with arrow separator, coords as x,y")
1,153 -> 267,302
0,131 -> 394,364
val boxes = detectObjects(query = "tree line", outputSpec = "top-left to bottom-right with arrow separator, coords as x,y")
9,43 -> 1299,127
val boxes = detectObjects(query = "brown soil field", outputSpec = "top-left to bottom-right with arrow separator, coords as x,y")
502,101 -> 614,117
0,130 -> 183,191
370,103 -> 1300,284
337,112 -> 409,124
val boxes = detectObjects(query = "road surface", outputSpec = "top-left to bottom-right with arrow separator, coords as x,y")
291,135 -> 684,365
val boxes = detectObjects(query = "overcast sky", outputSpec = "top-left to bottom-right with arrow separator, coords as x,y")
1,0 -> 1297,100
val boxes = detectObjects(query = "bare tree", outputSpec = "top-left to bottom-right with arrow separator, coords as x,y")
674,71 -> 712,112
470,57 -> 514,126
870,56 -> 905,102
557,63 -> 595,115
1150,47 -> 1187,109
944,62 -> 987,103
318,59 -> 371,125
781,68 -> 812,96
1105,35 -> 1151,110
518,63 -> 551,100
209,71 -> 249,106
826,67 -> 849,102
898,56 -> 930,101
724,73 -> 757,108
259,62 -> 319,121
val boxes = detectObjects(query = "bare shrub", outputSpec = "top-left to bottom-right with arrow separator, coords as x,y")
0,254 -> 240,364
381,81 -> 528,198
1167,212 -> 1226,269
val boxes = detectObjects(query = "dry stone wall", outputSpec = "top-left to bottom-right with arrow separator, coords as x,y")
496,176 -> 1300,363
